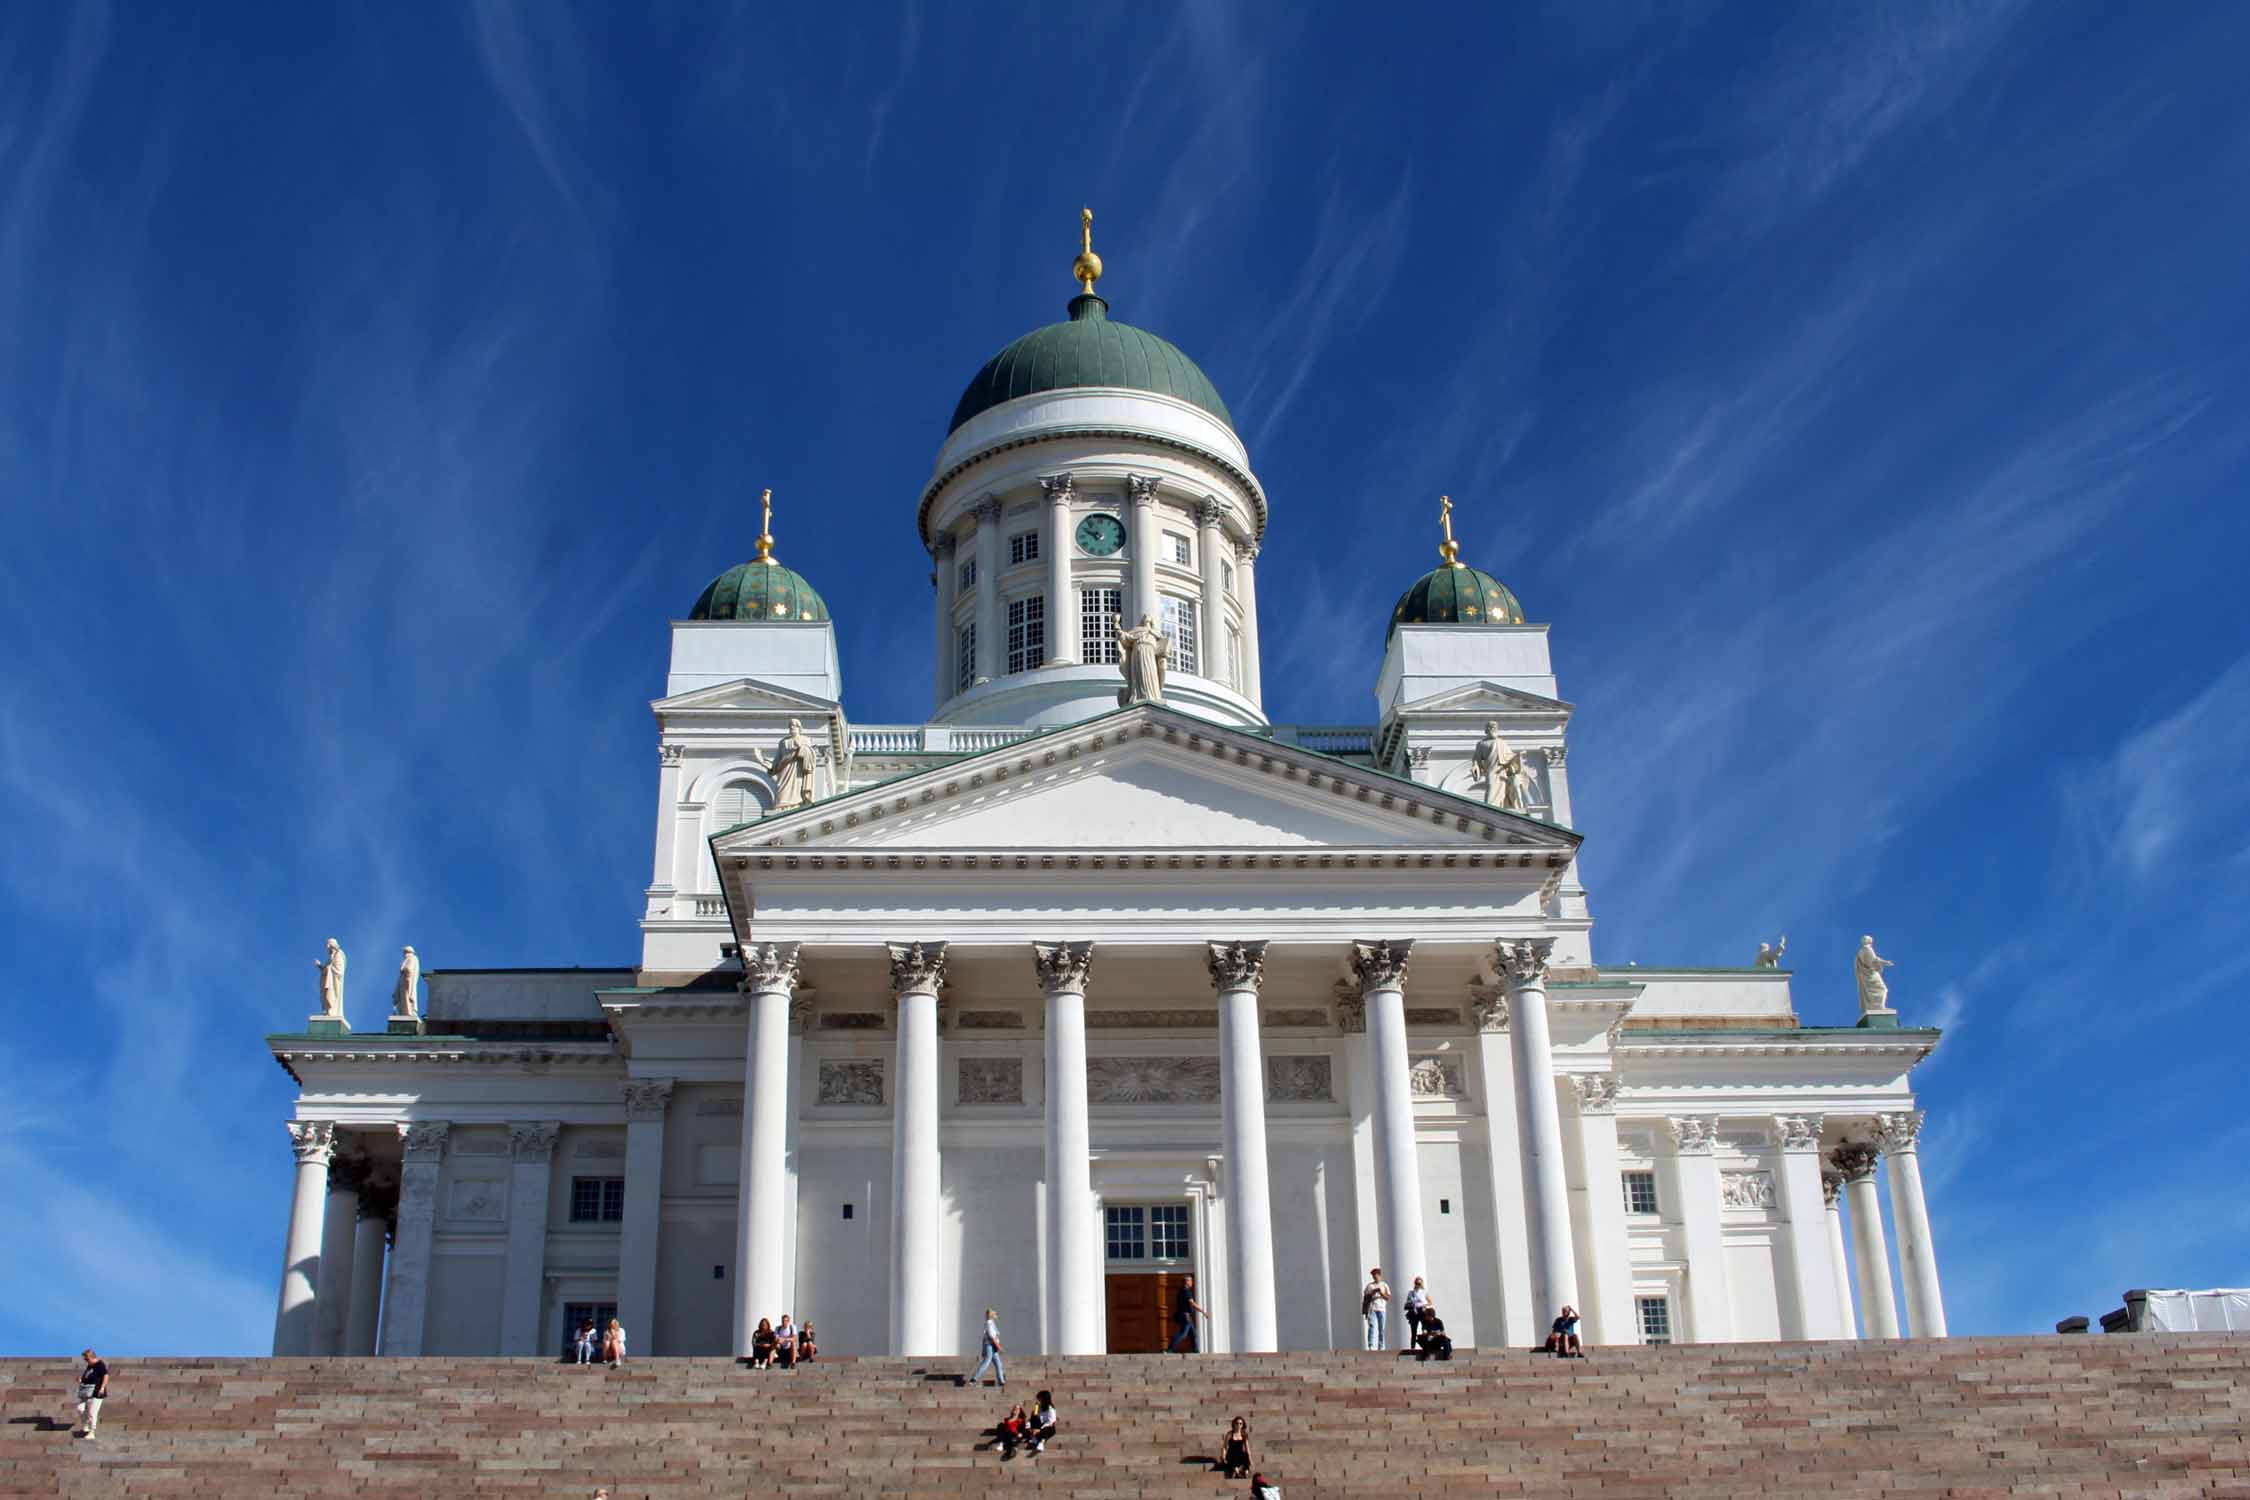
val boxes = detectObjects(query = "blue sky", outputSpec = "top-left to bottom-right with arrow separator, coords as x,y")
3,3 -> 2246,1354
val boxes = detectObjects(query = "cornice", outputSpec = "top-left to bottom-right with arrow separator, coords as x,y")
1614,1031 -> 1939,1061
269,1038 -> 619,1070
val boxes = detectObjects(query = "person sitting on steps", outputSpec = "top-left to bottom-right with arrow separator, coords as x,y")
797,1323 -> 818,1363
1414,1302 -> 1454,1361
1028,1390 -> 1059,1454
749,1317 -> 778,1369
1219,1415 -> 1252,1479
1543,1305 -> 1583,1357
1250,1472 -> 1283,1500
989,1402 -> 1028,1459
775,1314 -> 798,1369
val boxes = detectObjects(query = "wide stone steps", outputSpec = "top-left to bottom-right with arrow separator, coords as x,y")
4,1336 -> 2247,1498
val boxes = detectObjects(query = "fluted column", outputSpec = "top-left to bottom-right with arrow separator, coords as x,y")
1126,475 -> 1161,627
1833,1142 -> 1900,1337
618,1079 -> 674,1351
345,1178 -> 391,1356
1823,1167 -> 1857,1337
931,534 -> 956,705
379,1121 -> 448,1355
273,1120 -> 335,1355
1236,540 -> 1263,707
1035,941 -> 1099,1353
1195,499 -> 1227,685
1469,987 -> 1536,1345
1499,939 -> 1578,1326
1567,1075 -> 1633,1345
887,942 -> 947,1354
312,1150 -> 367,1355
972,497 -> 1003,683
1042,474 -> 1077,664
1352,939 -> 1423,1347
735,943 -> 800,1353
500,1122 -> 561,1354
1208,941 -> 1277,1351
1774,1116 -> 1845,1339
1665,1115 -> 1732,1341
1879,1110 -> 1947,1337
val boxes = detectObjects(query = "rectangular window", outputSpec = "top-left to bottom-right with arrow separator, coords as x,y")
569,1177 -> 626,1223
1161,596 -> 1200,676
1167,532 -> 1191,565
1637,1295 -> 1673,1345
956,623 -> 977,694
1149,1204 -> 1191,1260
1622,1171 -> 1659,1216
1080,586 -> 1122,666
1225,623 -> 1242,689
1105,1205 -> 1147,1261
1006,594 -> 1046,674
1221,559 -> 1234,594
1009,530 -> 1039,567
958,558 -> 977,592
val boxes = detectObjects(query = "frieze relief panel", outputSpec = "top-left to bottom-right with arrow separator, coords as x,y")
817,1059 -> 885,1107
1404,1007 -> 1463,1028
819,1012 -> 887,1030
1262,1009 -> 1330,1029
957,1057 -> 1024,1105
1088,1010 -> 1218,1030
447,1177 -> 506,1222
1407,1054 -> 1467,1100
1086,1056 -> 1221,1104
1720,1171 -> 1778,1210
1264,1054 -> 1334,1102
954,1010 -> 1025,1030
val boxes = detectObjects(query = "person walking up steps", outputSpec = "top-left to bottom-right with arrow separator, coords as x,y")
1167,1274 -> 1208,1353
967,1306 -> 1006,1387
74,1350 -> 109,1439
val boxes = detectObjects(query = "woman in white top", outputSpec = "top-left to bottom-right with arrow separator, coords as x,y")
968,1307 -> 1006,1387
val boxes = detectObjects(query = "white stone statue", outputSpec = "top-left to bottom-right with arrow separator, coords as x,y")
315,938 -> 346,1019
393,945 -> 421,1020
1855,935 -> 1895,1015
1755,935 -> 1788,968
1472,720 -> 1533,811
1115,613 -> 1170,705
773,718 -> 818,808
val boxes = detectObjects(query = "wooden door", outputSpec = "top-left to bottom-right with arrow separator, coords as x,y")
1105,1272 -> 1184,1353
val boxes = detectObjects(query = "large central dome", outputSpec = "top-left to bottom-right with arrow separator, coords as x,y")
948,292 -> 1232,435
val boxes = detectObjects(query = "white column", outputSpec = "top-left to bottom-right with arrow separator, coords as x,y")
1208,941 -> 1278,1352
1042,474 -> 1077,664
379,1121 -> 448,1355
1833,1142 -> 1900,1337
972,497 -> 1003,683
781,992 -> 810,1325
272,1120 -> 335,1355
1499,939 -> 1578,1326
1823,1167 -> 1858,1337
1541,745 -> 1575,826
1337,997 -> 1383,1337
311,1150 -> 364,1355
1236,540 -> 1263,708
1351,939 -> 1424,1349
649,743 -> 683,908
1566,1076 -> 1633,1346
931,534 -> 956,704
617,1079 -> 674,1352
1035,941 -> 1099,1353
1195,499 -> 1227,684
344,1182 -> 389,1357
1774,1116 -> 1845,1340
1469,988 -> 1535,1346
735,943 -> 800,1353
887,942 -> 947,1355
1665,1116 -> 1732,1342
1126,475 -> 1161,628
498,1122 -> 560,1354
1879,1110 -> 1947,1337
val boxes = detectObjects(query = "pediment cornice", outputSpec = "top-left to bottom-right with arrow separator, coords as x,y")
1391,680 -> 1574,719
653,677 -> 841,716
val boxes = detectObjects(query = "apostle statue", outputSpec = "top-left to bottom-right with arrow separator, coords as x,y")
1472,721 -> 1534,811
773,718 -> 818,809
1854,935 -> 1896,1016
393,945 -> 421,1020
1115,613 -> 1170,705
315,938 -> 346,1019
1755,935 -> 1788,968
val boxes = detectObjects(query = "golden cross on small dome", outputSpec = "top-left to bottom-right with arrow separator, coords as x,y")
1073,206 -> 1104,294
756,487 -> 777,564
1439,494 -> 1462,567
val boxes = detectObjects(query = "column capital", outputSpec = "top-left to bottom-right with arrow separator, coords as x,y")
1545,743 -> 1568,768
1234,538 -> 1260,564
1821,1166 -> 1846,1208
1349,938 -> 1414,993
1332,980 -> 1366,1033
398,1120 -> 450,1164
1830,1141 -> 1881,1183
1665,1115 -> 1717,1155
1571,1073 -> 1620,1115
1126,474 -> 1160,506
888,941 -> 950,998
327,1151 -> 371,1194
1496,937 -> 1556,988
1468,983 -> 1510,1032
1038,472 -> 1075,501
1031,940 -> 1095,995
1205,940 -> 1268,993
1877,1109 -> 1925,1155
741,942 -> 803,996
622,1079 -> 675,1122
971,494 -> 1004,525
933,531 -> 956,559
1193,496 -> 1225,529
509,1121 -> 562,1161
287,1119 -> 337,1166
658,742 -> 685,767
1776,1114 -> 1825,1152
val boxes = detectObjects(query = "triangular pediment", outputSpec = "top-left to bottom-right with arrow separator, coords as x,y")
1393,680 -> 1573,718
654,677 -> 839,715
717,705 -> 1578,856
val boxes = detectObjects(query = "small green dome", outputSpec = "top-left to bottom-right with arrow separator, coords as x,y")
1389,563 -> 1525,635
690,559 -> 830,623
950,294 -> 1232,435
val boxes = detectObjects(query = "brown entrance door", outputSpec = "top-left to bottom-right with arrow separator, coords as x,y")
1105,1272 -> 1186,1353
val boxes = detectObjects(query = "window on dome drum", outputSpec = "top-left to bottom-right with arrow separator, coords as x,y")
1221,559 -> 1234,594
958,558 -> 977,593
1161,596 -> 1199,675
1080,586 -> 1122,665
956,624 -> 977,694
569,1177 -> 626,1223
1622,1171 -> 1659,1216
1006,595 -> 1046,674
1167,532 -> 1191,566
1225,624 -> 1242,689
1008,530 -> 1039,567
1637,1295 -> 1673,1345
712,781 -> 762,831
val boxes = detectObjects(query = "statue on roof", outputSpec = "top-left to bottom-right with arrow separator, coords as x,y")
315,938 -> 346,1020
774,718 -> 818,808
393,946 -> 421,1020
1115,613 -> 1170,706
1473,720 -> 1533,811
1755,935 -> 1788,968
1855,935 -> 1896,1016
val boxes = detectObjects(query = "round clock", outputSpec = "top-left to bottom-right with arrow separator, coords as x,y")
1075,513 -> 1127,556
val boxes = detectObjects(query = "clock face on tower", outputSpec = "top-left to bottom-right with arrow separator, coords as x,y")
1074,513 -> 1127,556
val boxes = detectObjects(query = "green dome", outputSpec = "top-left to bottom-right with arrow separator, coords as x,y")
950,294 -> 1232,434
1389,563 -> 1525,635
690,559 -> 830,623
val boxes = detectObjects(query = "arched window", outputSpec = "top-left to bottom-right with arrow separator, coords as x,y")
712,781 -> 764,831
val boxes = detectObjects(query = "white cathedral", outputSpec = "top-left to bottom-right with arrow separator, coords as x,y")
267,220 -> 1948,1363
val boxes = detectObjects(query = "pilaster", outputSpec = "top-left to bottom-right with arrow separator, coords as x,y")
617,1079 -> 674,1351
1665,1115 -> 1733,1342
500,1121 -> 561,1354
1566,1074 -> 1633,1345
379,1121 -> 448,1355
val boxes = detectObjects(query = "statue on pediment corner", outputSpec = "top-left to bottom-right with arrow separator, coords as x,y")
393,946 -> 421,1019
315,938 -> 346,1019
1855,935 -> 1896,1016
774,718 -> 818,808
1755,935 -> 1787,968
1473,720 -> 1533,811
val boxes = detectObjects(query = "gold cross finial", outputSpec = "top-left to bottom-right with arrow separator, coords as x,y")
1073,207 -> 1104,294
1439,494 -> 1461,566
756,487 -> 776,564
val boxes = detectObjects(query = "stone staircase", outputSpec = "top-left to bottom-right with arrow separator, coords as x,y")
4,1336 -> 2246,1499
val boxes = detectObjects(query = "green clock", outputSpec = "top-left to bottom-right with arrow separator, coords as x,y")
1075,513 -> 1127,556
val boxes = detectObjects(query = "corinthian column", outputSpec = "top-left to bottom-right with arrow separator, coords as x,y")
312,1150 -> 367,1355
1566,1074 -> 1632,1345
1774,1116 -> 1844,1340
887,941 -> 947,1355
1195,499 -> 1227,684
1832,1141 -> 1900,1337
1499,938 -> 1578,1327
1879,1110 -> 1947,1337
1823,1166 -> 1857,1337
1236,540 -> 1263,707
1208,941 -> 1277,1351
272,1120 -> 335,1355
736,942 -> 800,1354
1666,1115 -> 1732,1341
1127,475 -> 1161,627
1035,940 -> 1099,1353
380,1121 -> 449,1355
1352,939 -> 1423,1347
973,497 -> 1004,683
345,1177 -> 392,1356
1042,474 -> 1077,664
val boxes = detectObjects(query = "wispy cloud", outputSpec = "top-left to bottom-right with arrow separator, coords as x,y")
2082,651 -> 2250,883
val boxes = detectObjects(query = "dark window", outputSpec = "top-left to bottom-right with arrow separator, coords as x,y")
570,1176 -> 626,1223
